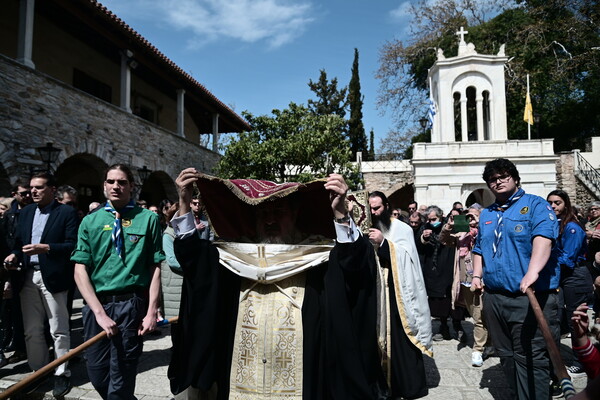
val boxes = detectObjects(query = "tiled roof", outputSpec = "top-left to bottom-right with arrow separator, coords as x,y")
86,0 -> 251,131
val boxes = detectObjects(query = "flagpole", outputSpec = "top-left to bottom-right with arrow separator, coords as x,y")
527,74 -> 531,140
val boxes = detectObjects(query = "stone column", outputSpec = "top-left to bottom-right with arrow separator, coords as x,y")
177,89 -> 185,137
120,50 -> 132,113
17,0 -> 35,69
212,113 -> 219,152
476,95 -> 484,141
460,98 -> 468,142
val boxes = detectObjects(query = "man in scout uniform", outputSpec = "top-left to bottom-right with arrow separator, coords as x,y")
72,164 -> 164,399
472,158 -> 560,399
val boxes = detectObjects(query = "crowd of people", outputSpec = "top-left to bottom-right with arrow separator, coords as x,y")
0,158 -> 599,399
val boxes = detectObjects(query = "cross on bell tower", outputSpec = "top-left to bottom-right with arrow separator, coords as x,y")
456,26 -> 468,44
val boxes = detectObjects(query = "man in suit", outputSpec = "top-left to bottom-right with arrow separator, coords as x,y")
3,172 -> 78,397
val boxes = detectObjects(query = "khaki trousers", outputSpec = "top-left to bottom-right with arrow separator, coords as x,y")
460,284 -> 488,352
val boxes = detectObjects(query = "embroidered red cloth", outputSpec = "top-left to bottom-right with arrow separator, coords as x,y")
195,175 -> 335,241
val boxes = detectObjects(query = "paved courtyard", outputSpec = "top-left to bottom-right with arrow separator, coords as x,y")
0,300 -> 589,399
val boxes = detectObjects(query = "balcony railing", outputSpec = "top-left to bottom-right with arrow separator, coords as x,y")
574,150 -> 600,198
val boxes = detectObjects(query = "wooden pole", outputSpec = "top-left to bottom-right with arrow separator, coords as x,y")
525,288 -> 576,398
0,316 -> 178,399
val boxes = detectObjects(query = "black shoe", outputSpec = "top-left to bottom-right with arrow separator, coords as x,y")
551,381 -> 563,398
440,326 -> 452,340
53,375 -> 72,397
566,364 -> 586,378
482,346 -> 496,359
7,351 -> 27,364
24,376 -> 48,395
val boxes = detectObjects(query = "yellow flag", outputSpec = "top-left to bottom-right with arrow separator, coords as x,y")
523,93 -> 534,125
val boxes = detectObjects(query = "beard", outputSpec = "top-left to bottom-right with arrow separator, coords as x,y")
372,208 -> 392,232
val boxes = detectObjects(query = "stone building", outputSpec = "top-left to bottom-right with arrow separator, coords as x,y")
0,0 -> 250,209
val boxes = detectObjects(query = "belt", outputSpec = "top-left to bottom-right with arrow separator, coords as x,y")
486,288 -> 558,296
96,292 -> 142,305
29,263 -> 40,271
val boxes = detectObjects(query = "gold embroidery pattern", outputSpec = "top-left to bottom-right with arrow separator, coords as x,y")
230,274 -> 305,400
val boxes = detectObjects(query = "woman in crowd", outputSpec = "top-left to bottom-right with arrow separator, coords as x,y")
547,190 -> 594,375
440,205 -> 490,367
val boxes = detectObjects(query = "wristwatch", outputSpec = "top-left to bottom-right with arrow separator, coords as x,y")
334,214 -> 351,224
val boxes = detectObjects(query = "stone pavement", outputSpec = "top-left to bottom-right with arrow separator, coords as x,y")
0,300 -> 589,399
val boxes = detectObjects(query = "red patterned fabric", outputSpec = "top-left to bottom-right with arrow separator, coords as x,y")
229,179 -> 302,200
196,175 -> 335,241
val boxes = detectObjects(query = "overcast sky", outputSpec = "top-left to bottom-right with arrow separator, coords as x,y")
98,0 -> 417,151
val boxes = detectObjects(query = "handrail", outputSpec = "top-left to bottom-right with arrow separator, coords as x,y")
574,150 -> 600,196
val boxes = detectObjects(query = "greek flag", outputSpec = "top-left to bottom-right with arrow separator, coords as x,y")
427,98 -> 436,129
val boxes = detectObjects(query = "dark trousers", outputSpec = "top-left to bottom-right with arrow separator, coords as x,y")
560,265 -> 594,334
483,291 -> 559,400
83,297 -> 146,400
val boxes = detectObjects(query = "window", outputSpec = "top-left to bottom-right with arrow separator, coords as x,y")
133,93 -> 160,124
73,69 -> 112,103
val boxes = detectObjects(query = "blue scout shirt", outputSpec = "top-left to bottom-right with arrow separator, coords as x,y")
473,191 -> 560,293
553,221 -> 587,269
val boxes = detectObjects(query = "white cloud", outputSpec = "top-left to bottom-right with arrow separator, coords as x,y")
389,1 -> 412,20
155,0 -> 315,49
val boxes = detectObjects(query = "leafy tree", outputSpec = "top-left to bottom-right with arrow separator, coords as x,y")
307,69 -> 348,118
348,48 -> 368,157
216,103 -> 362,188
377,0 -> 600,153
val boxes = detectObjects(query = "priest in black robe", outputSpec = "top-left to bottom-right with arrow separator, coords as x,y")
167,169 -> 388,400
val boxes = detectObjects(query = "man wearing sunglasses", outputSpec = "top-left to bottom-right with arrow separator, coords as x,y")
3,172 -> 78,396
72,163 -> 164,400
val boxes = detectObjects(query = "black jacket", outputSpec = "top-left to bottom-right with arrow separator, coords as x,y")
11,200 -> 78,293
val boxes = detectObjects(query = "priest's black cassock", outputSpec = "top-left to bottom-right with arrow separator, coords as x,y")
167,176 -> 388,400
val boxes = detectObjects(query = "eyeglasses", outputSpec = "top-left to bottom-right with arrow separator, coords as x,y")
191,201 -> 200,206
487,174 -> 512,185
392,212 -> 399,216
17,191 -> 31,197
105,179 -> 129,186
590,207 -> 600,212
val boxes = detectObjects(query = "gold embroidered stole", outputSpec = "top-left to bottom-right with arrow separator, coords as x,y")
229,273 -> 306,399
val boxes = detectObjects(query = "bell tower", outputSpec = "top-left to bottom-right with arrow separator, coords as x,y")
428,27 -> 508,143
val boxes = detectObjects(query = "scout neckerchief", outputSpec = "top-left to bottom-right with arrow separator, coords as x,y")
492,187 -> 524,256
105,200 -> 135,258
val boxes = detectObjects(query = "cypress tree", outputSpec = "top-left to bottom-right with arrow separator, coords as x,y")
348,48 -> 367,157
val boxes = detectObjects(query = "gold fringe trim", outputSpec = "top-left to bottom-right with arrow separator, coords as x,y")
197,173 -> 327,206
388,241 -> 433,357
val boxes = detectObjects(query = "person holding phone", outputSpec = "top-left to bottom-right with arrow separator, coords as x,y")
440,205 -> 490,367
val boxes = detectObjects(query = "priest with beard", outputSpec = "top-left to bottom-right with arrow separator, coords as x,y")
367,191 -> 432,399
167,168 -> 388,400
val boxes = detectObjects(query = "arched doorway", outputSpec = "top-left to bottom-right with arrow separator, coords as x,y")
139,171 -> 177,207
55,154 -> 108,213
466,188 -> 495,208
388,184 -> 415,210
